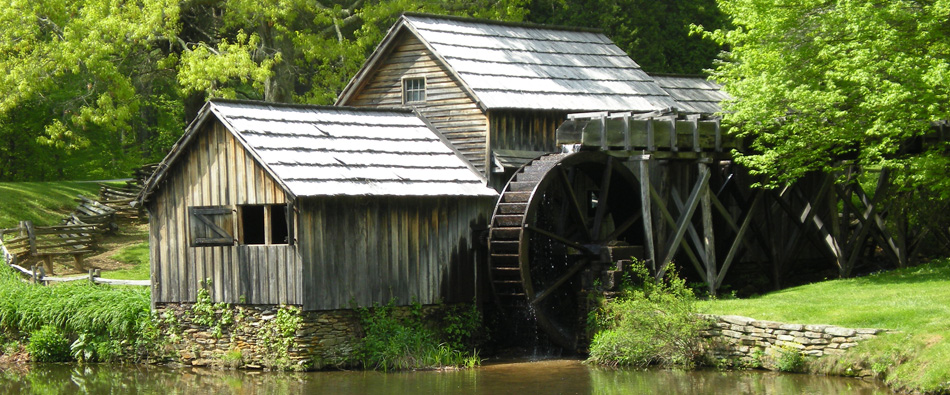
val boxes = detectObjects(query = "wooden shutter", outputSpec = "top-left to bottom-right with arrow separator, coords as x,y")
190,206 -> 235,246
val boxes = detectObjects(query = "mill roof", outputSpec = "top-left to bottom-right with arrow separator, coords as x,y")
338,13 -> 681,113
649,74 -> 730,115
138,100 -> 497,202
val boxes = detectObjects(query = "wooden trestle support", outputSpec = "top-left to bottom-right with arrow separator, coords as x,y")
488,110 -> 929,351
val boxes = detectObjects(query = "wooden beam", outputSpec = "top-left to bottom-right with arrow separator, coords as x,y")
658,166 -> 711,278
649,185 -> 705,281
715,190 -> 763,288
557,166 -> 594,242
591,157 -> 614,240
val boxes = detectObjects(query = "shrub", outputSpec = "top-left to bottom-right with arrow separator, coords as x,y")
775,345 -> 806,373
356,300 -> 481,371
27,325 -> 71,362
587,262 -> 704,368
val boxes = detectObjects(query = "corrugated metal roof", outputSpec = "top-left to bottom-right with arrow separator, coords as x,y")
649,74 -> 731,115
402,14 -> 680,112
209,100 -> 496,197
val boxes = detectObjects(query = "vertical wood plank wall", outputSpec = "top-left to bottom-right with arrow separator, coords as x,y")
346,32 -> 490,175
489,110 -> 565,154
148,121 -> 300,305
297,196 -> 493,311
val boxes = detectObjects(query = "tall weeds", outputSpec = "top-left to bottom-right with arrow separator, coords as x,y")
0,266 -> 154,361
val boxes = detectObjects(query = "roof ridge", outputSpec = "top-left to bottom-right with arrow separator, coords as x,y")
209,98 -> 416,114
401,12 -> 604,34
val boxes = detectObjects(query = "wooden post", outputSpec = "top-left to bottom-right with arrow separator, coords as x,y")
22,221 -> 37,257
700,162 -> 717,295
639,159 -> 657,273
72,254 -> 85,272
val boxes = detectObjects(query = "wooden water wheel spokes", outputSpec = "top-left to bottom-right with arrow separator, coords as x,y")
489,151 -> 643,351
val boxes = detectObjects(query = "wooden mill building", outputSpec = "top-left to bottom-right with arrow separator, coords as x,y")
139,14 -> 727,311
136,100 -> 497,309
336,14 -> 701,189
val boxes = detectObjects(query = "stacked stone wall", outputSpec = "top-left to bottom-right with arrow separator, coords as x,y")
701,314 -> 887,373
155,303 -> 449,370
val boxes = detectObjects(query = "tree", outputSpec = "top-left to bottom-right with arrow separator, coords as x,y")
702,0 -> 950,194
0,0 -> 527,181
176,0 -> 528,107
525,0 -> 726,74
0,0 -> 183,180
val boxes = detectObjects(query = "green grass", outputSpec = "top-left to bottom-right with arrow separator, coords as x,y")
700,259 -> 950,393
0,182 -> 104,228
102,242 -> 150,281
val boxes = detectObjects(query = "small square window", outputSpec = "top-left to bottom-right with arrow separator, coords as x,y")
403,77 -> 426,104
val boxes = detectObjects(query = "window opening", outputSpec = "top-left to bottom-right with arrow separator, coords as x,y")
271,205 -> 289,244
241,205 -> 266,245
403,77 -> 426,104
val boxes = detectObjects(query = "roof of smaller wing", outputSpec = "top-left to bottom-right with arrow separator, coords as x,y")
649,74 -> 730,115
397,14 -> 679,112
209,101 -> 495,197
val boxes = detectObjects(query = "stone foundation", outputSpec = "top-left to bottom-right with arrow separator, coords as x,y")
155,303 -> 450,370
700,314 -> 887,373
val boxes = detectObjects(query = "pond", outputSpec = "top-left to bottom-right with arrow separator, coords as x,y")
0,359 -> 892,394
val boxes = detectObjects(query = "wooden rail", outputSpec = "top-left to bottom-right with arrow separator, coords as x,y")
0,221 -> 102,274
4,263 -> 148,286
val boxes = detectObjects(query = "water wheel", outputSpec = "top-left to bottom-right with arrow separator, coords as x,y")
488,151 -> 643,351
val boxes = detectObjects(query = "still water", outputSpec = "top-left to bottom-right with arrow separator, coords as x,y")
0,359 -> 892,394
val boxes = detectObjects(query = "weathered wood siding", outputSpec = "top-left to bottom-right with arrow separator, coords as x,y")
489,110 -> 565,154
346,32 -> 490,175
297,196 -> 493,311
148,121 -> 301,305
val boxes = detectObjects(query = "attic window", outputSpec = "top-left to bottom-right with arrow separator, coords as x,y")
240,204 -> 291,245
403,77 -> 426,104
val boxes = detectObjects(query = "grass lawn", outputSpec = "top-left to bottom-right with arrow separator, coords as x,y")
700,259 -> 950,393
101,242 -> 150,281
0,182 -> 104,228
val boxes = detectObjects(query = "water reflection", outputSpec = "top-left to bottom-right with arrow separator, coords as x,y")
0,359 -> 891,394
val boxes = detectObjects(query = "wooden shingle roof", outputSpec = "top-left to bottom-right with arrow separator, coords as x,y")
339,13 -> 680,112
139,100 -> 497,202
649,74 -> 730,115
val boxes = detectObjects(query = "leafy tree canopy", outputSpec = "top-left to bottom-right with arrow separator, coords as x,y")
525,0 -> 726,74
0,0 -> 527,180
701,0 -> 950,195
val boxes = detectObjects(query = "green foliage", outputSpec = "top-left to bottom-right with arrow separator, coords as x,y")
257,305 -> 304,370
587,262 -> 704,368
0,265 -> 157,362
0,0 -> 184,181
438,303 -> 484,351
525,0 -> 726,74
699,0 -> 950,197
356,299 -> 481,371
26,325 -> 71,363
774,345 -> 806,373
219,347 -> 244,368
191,280 -> 234,339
